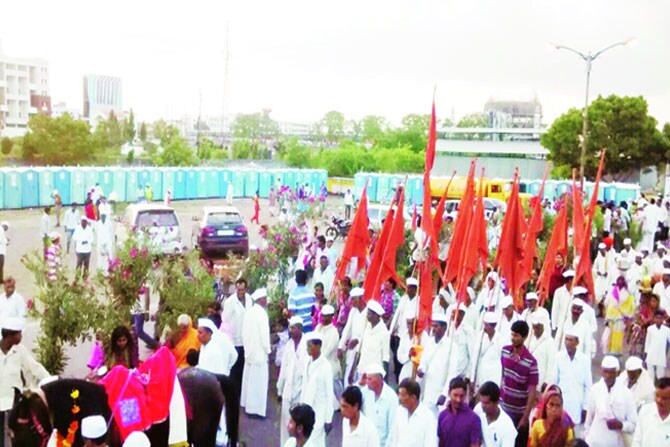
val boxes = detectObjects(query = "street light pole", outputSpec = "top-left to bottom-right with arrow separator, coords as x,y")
552,38 -> 636,183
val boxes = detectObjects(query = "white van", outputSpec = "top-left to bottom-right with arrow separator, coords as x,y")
119,204 -> 183,255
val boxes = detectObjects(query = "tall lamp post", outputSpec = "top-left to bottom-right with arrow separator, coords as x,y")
551,38 -> 636,181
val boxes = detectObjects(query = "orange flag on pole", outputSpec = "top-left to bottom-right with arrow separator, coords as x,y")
363,201 -> 396,301
572,171 -> 586,253
334,186 -> 371,284
518,166 -> 548,291
433,171 -> 457,247
537,200 -> 568,306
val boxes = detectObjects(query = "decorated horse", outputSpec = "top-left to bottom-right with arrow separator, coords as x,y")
8,347 -> 232,447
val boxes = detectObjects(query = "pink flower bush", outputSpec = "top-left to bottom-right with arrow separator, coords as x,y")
130,247 -> 138,259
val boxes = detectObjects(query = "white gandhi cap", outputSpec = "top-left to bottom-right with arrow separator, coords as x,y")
366,300 -> 385,316
123,431 -> 151,447
625,356 -> 644,371
601,355 -> 620,370
81,415 -> 107,439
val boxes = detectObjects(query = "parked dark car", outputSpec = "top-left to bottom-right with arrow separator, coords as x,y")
192,206 -> 249,258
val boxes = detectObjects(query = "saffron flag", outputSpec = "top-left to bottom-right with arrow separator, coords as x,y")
433,171 -> 457,244
416,259 -> 434,335
421,101 -> 440,267
363,200 -> 396,301
459,168 -> 489,291
572,171 -> 586,253
518,166 -> 548,291
537,200 -> 568,306
334,187 -> 371,287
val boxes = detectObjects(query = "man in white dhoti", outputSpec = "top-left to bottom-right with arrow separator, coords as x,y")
559,298 -> 594,359
551,270 -> 574,336
553,329 -> 592,432
337,287 -> 367,386
639,200 -> 657,253
300,332 -> 334,446
95,214 -> 115,272
593,242 -> 612,309
240,288 -> 271,417
644,309 -> 670,380
470,312 -> 502,392
315,304 -> 341,409
277,316 -> 308,447
584,356 -> 637,447
354,300 -> 390,384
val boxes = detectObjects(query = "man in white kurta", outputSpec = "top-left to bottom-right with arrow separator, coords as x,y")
475,271 -> 504,313
652,269 -> 670,311
551,270 -> 574,335
520,292 -> 551,340
643,311 -> 670,380
496,295 -> 520,346
300,332 -> 334,446
95,214 -> 115,272
359,364 -> 397,447
470,312 -> 502,391
553,330 -> 592,428
240,288 -> 271,417
197,318 -> 238,375
528,312 -> 556,392
315,304 -> 341,410
338,288 -> 367,386
593,243 -> 612,306
440,306 -> 474,390
277,316 -> 308,447
355,300 -> 390,382
559,298 -> 594,359
617,356 -> 655,412
386,378 -> 438,447
340,386 -> 380,447
311,256 -> 335,296
584,356 -> 637,447
631,379 -> 670,447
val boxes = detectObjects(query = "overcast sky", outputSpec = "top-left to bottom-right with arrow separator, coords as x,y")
2,0 -> 668,126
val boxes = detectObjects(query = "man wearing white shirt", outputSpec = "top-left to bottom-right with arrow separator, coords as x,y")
551,270 -> 574,334
311,256 -> 334,296
240,288 -> 271,418
197,318 -> 238,376
437,305 -> 475,399
559,298 -> 595,359
39,207 -> 51,248
72,218 -> 94,279
315,305 -> 341,409
652,269 -> 670,311
418,314 -> 450,417
584,356 -> 637,447
0,278 -> 25,319
386,378 -> 438,447
278,317 -> 308,447
553,330 -> 592,430
497,295 -> 520,346
359,363 -> 397,447
390,278 -> 418,382
284,404 -> 320,447
338,287 -> 367,386
300,332 -> 334,447
94,214 -> 115,272
344,189 -> 354,220
474,382 -> 517,447
222,278 -> 252,396
631,377 -> 670,447
354,300 -> 390,384
528,313 -> 556,392
644,310 -> 670,380
63,204 -> 80,254
617,356 -> 655,412
520,293 -> 551,340
470,312 -> 503,391
340,386 -> 380,447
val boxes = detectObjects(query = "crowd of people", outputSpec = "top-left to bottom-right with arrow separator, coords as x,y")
1,186 -> 670,447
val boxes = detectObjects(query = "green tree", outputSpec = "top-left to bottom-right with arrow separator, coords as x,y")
1,137 -> 13,155
197,138 -> 227,160
126,149 -> 135,165
231,140 -> 251,159
93,111 -> 125,152
456,112 -> 489,140
22,113 -> 98,165
541,95 -> 667,179
152,119 -> 180,145
153,137 -> 197,166
139,122 -> 148,142
317,111 -> 347,142
283,137 -> 314,168
124,109 -> 136,143
231,109 -> 279,139
359,115 -> 389,144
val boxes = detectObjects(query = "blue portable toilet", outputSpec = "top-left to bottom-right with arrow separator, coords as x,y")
614,183 -> 640,203
204,169 -> 219,198
244,170 -> 259,197
603,184 -> 617,203
406,176 -> 423,206
556,180 -> 571,197
584,181 -> 605,203
184,169 -> 199,199
98,168 -> 114,200
284,170 -> 297,192
528,180 -> 542,196
126,169 -> 139,203
295,170 -> 307,191
273,169 -> 287,189
53,169 -> 71,205
376,174 -> 392,203
258,170 -> 272,198
518,179 -> 530,194
37,168 -> 55,206
149,168 -> 163,201
196,169 -> 208,199
84,168 -> 99,194
111,169 -> 127,202
173,169 -> 187,200
218,169 -> 232,197
138,169 -> 151,191
161,168 -> 175,200
0,172 -> 5,210
354,173 -> 378,202
4,169 -> 21,209
21,168 -> 40,208
229,170 -> 242,198
69,168 -> 87,204
541,180 -> 557,200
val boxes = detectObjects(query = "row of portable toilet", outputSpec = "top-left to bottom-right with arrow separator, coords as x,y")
0,167 -> 328,209
519,179 -> 641,204
353,173 -> 642,206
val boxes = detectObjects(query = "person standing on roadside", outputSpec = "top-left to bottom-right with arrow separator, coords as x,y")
63,204 -> 80,254
72,217 -> 94,279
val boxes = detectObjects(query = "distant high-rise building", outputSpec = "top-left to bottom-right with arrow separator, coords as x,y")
0,43 -> 50,137
83,75 -> 122,123
484,97 -> 543,129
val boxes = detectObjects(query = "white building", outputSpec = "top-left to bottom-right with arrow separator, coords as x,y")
0,41 -> 50,137
83,74 -> 122,125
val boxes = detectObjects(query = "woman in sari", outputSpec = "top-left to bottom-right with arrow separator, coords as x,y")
604,275 -> 636,355
167,314 -> 201,369
530,388 -> 575,447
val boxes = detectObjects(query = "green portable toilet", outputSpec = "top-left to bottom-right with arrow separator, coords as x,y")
205,168 -> 219,198
126,169 -> 139,202
4,169 -> 21,209
244,170 -> 259,197
258,170 -> 272,198
69,168 -> 87,204
149,168 -> 163,201
21,168 -> 40,208
37,168 -> 55,206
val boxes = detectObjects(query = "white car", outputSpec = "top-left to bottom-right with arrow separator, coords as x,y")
118,203 -> 183,255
